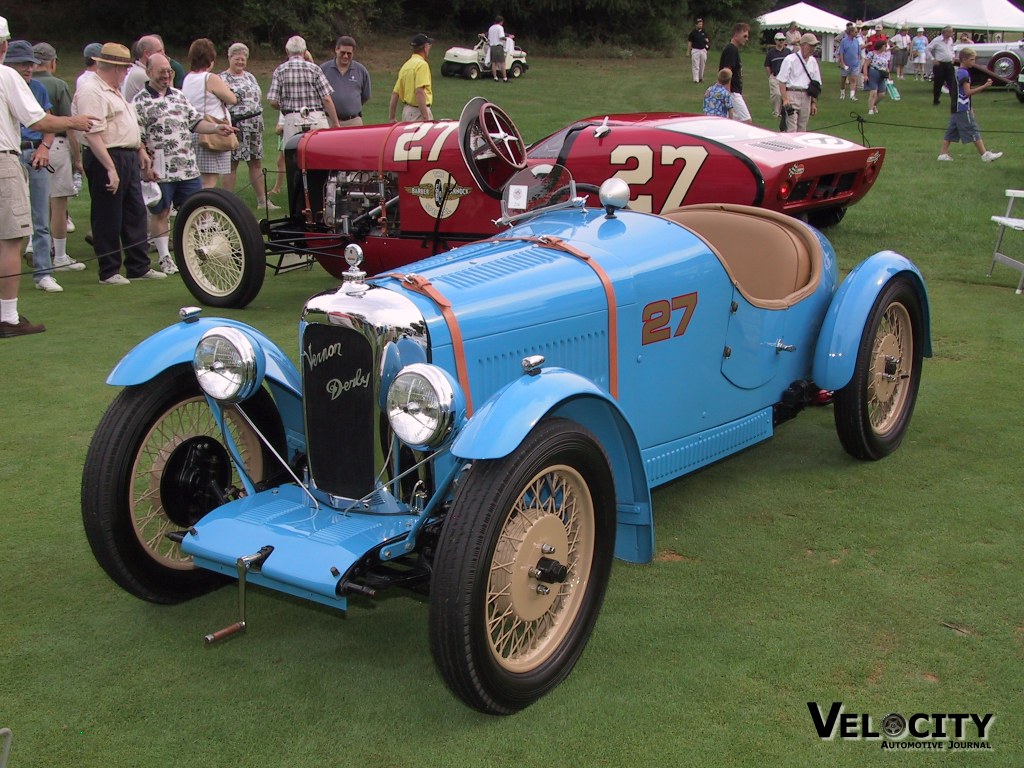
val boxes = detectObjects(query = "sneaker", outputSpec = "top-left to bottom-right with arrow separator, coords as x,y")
981,151 -> 1003,162
134,269 -> 167,280
159,256 -> 179,275
0,315 -> 45,338
66,214 -> 75,233
839,91 -> 845,100
35,275 -> 64,293
53,255 -> 86,272
849,94 -> 858,101
25,241 -> 33,255
937,153 -> 954,161
99,274 -> 131,285
868,108 -> 878,115
257,199 -> 281,211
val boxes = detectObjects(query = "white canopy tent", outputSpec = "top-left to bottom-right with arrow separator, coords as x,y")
870,0 -> 1024,32
757,2 -> 852,61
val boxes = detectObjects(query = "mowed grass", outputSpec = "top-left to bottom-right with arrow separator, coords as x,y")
2,44 -> 1023,766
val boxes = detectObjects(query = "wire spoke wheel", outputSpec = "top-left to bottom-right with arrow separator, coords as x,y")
867,302 -> 913,435
128,395 -> 266,570
486,465 -> 595,672
834,276 -> 924,461
173,188 -> 265,308
430,418 -> 615,714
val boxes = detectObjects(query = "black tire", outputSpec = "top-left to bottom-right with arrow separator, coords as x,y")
465,65 -> 480,80
82,365 -> 285,603
509,62 -> 524,79
430,418 -> 616,714
173,188 -> 266,309
440,62 -> 457,77
988,52 -> 1021,82
806,205 -> 847,229
833,275 -> 924,461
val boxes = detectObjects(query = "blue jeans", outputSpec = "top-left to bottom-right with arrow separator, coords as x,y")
20,148 -> 51,283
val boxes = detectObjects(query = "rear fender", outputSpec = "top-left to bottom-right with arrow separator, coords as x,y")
812,251 -> 931,391
452,368 -> 654,563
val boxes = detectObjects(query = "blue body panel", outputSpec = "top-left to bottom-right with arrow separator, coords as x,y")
181,484 -> 419,611
812,252 -> 931,391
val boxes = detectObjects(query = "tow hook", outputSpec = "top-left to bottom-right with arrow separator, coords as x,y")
203,545 -> 274,644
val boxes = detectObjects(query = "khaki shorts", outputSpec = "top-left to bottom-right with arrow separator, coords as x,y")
0,153 -> 31,240
48,137 -> 76,198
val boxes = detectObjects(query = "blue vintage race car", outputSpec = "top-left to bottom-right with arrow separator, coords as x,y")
82,167 -> 930,715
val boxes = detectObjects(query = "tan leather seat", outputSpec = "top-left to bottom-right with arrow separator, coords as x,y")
662,204 -> 823,309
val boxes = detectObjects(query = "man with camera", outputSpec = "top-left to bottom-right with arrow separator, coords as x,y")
777,33 -> 822,132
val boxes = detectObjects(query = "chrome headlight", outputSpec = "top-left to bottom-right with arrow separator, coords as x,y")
193,327 -> 265,402
386,364 -> 460,450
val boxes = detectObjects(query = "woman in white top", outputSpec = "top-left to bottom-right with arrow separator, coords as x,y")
181,38 -> 237,188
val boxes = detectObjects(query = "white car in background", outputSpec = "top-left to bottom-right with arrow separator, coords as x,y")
955,38 -> 1024,83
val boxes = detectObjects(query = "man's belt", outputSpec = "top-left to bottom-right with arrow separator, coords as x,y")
281,108 -> 324,115
339,112 -> 362,120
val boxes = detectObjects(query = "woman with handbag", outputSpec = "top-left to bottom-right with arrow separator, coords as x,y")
182,38 -> 237,188
220,42 -> 276,209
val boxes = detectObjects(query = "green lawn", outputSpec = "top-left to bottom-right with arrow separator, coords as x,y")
1,48 -> 1022,766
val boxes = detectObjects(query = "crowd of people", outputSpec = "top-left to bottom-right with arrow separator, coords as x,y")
1,25 -> 442,339
693,16 -> 1004,161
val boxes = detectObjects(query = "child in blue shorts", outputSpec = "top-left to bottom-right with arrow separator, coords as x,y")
937,49 -> 1002,162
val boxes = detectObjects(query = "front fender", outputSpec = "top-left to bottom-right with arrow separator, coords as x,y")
452,367 -> 654,564
812,251 -> 931,392
107,317 -> 302,397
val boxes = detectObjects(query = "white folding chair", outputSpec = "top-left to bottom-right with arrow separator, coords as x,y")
989,189 -> 1024,295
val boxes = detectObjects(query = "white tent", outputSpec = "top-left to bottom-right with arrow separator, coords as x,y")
870,0 -> 1024,32
757,2 -> 852,61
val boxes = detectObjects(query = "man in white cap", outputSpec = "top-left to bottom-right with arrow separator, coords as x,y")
267,35 -> 340,145
0,18 -> 96,336
777,33 -> 822,132
764,32 -> 790,118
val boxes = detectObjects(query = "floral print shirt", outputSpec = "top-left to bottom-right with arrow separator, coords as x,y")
134,84 -> 202,182
220,69 -> 264,136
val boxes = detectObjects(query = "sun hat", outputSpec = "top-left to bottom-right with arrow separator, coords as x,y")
93,42 -> 132,66
5,39 -> 39,64
800,33 -> 819,46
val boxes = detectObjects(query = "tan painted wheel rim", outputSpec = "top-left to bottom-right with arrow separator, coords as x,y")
486,464 -> 595,673
181,207 -> 244,297
869,301 -> 913,434
128,397 -> 264,570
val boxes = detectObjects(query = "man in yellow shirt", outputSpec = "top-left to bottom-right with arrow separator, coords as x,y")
388,33 -> 432,122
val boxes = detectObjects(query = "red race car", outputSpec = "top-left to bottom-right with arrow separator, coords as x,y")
171,97 -> 885,308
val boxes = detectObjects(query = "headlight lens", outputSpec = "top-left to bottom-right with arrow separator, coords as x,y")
193,327 -> 264,402
387,364 -> 457,450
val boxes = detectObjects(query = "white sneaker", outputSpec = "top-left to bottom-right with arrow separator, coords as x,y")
937,153 -> 954,161
99,274 -> 131,285
849,94 -> 858,101
981,151 -> 1003,162
839,91 -> 845,100
159,256 -> 179,275
53,255 -> 86,271
135,269 -> 167,280
25,241 -> 33,255
66,215 -> 75,233
868,108 -> 878,115
257,199 -> 281,211
35,275 -> 63,293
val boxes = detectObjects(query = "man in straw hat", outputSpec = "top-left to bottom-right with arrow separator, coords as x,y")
72,42 -> 166,285
0,18 -> 96,337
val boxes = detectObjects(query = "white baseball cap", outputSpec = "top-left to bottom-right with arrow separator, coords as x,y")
0,16 -> 10,41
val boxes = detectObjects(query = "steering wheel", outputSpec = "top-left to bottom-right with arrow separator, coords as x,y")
460,100 -> 527,197
477,102 -> 527,169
